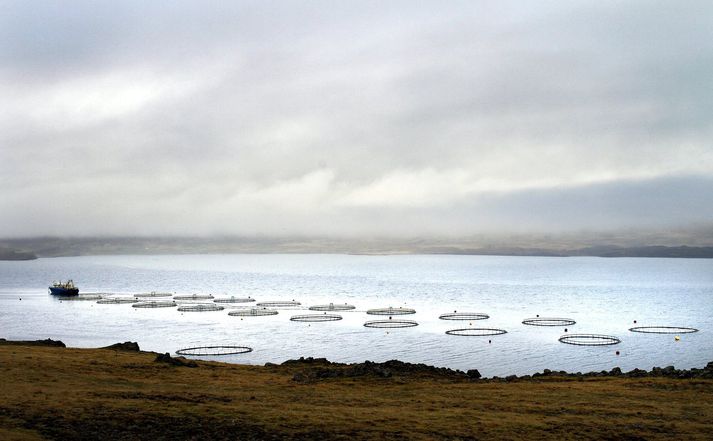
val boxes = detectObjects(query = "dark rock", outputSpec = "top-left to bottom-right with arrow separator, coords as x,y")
0,338 -> 65,348
626,368 -> 648,378
154,352 -> 197,368
467,369 -> 481,379
102,341 -> 140,352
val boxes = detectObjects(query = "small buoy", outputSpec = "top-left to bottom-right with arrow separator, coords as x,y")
616,351 -> 620,355
634,320 -> 637,324
386,331 -> 389,334
19,298 -> 21,301
564,328 -> 568,332
454,310 -> 457,313
469,322 -> 472,326
488,339 -> 492,344
675,336 -> 680,341
536,314 -> 540,317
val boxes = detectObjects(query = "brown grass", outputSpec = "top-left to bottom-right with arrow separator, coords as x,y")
1,345 -> 712,440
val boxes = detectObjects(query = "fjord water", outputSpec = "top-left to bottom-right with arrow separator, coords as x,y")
1,254 -> 712,377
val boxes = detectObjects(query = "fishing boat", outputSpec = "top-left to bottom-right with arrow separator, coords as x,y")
49,280 -> 79,296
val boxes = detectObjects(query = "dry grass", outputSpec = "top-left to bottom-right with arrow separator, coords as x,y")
1,345 -> 712,440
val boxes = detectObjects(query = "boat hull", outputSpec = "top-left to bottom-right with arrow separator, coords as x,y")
49,287 -> 79,296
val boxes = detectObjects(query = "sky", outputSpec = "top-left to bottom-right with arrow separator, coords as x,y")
1,0 -> 712,239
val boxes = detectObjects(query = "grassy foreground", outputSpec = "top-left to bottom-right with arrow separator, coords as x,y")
1,345 -> 713,440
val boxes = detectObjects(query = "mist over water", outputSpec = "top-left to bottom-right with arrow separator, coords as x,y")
2,254 -> 711,377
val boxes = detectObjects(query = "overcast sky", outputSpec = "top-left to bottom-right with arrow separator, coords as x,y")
1,1 -> 712,238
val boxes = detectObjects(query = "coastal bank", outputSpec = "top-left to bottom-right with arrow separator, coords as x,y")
1,340 -> 713,440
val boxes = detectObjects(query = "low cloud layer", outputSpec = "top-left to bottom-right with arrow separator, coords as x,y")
1,1 -> 712,238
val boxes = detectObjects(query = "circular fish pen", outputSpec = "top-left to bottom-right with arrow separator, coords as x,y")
134,291 -> 173,298
364,319 -> 418,328
174,294 -> 214,300
228,308 -> 279,317
132,300 -> 178,308
439,312 -> 489,321
176,346 -> 252,356
213,296 -> 255,304
255,301 -> 301,307
559,334 -> 621,346
446,328 -> 507,336
309,303 -> 356,311
522,318 -> 576,327
629,326 -> 699,334
290,314 -> 342,322
366,307 -> 416,316
177,304 -> 224,312
58,294 -> 103,301
97,297 -> 139,304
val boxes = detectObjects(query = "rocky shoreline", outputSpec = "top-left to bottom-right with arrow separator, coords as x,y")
276,356 -> 713,382
3,338 -> 711,381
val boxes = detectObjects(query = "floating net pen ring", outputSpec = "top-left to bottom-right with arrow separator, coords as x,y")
629,326 -> 698,334
177,304 -> 224,312
58,294 -> 103,301
522,318 -> 576,327
173,294 -> 214,300
134,292 -> 173,298
132,300 -> 178,308
364,319 -> 418,328
558,334 -> 621,346
290,314 -> 343,322
439,312 -> 489,321
366,307 -> 416,315
228,308 -> 278,317
446,328 -> 507,336
255,301 -> 301,307
175,346 -> 252,356
309,303 -> 356,311
97,298 -> 139,304
213,297 -> 256,303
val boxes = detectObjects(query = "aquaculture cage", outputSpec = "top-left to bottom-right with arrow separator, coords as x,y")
364,319 -> 419,328
308,303 -> 356,311
558,334 -> 621,346
445,328 -> 507,336
176,346 -> 252,356
213,296 -> 256,304
255,300 -> 301,307
173,294 -> 215,300
97,297 -> 139,304
629,326 -> 698,334
177,304 -> 224,312
134,291 -> 173,298
290,313 -> 343,322
522,318 -> 576,327
58,294 -> 103,301
228,308 -> 279,317
439,312 -> 489,321
132,300 -> 178,308
366,307 -> 416,316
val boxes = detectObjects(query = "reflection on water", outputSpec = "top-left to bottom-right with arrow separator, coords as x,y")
1,254 -> 712,376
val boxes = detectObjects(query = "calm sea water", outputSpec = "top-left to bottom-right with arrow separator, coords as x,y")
1,254 -> 712,376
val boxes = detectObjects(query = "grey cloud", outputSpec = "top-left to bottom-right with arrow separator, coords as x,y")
1,1 -> 712,238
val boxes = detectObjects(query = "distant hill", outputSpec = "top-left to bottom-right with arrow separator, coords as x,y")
0,247 -> 37,261
1,237 -> 712,259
